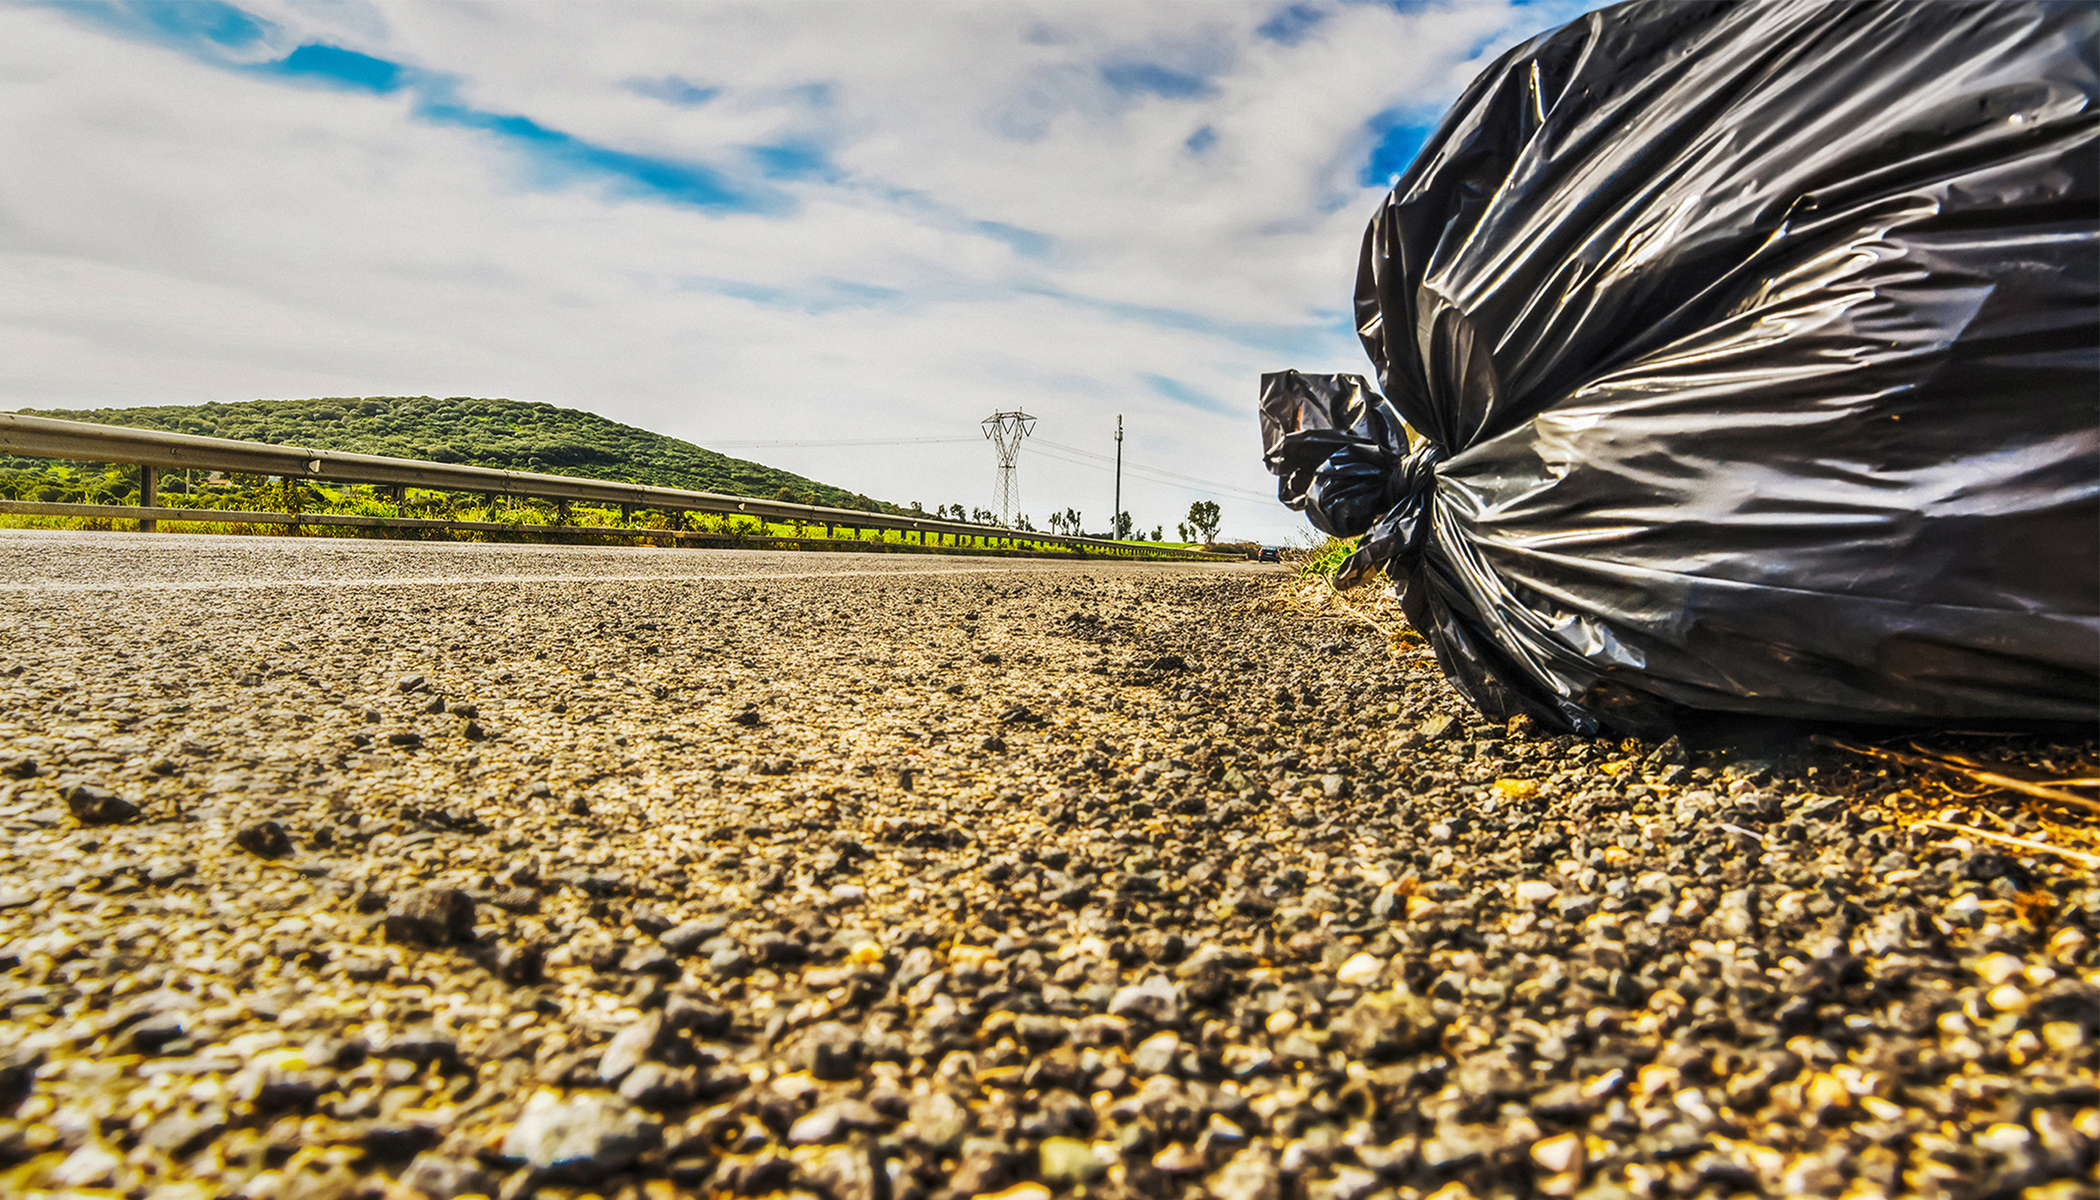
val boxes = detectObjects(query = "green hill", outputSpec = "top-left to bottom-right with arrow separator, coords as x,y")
6,396 -> 898,513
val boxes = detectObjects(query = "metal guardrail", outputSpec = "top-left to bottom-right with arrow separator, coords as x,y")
0,412 -> 1232,561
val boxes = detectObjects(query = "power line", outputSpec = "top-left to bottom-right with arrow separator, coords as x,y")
1026,443 -> 1277,504
1032,438 -> 1278,503
1032,447 -> 1273,501
708,436 -> 981,448
708,431 -> 1278,507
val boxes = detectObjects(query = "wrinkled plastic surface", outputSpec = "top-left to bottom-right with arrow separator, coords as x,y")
1262,0 -> 2099,735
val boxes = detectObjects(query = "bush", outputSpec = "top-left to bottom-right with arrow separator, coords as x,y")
1298,537 -> 1354,579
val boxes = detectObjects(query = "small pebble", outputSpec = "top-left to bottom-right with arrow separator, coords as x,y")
1335,952 -> 1384,987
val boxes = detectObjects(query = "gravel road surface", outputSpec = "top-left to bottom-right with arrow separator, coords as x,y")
0,530 -> 2092,1200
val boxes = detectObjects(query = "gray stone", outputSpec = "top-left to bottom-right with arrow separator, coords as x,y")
788,1100 -> 888,1145
906,1090 -> 973,1153
620,946 -> 678,978
48,1142 -> 121,1188
950,1137 -> 1020,1195
374,1026 -> 458,1068
1420,1122 -> 1501,1169
1131,1031 -> 1183,1076
0,1047 -> 43,1108
660,919 -> 726,957
1209,1145 -> 1281,1200
384,888 -> 477,945
598,1012 -> 663,1083
1453,1050 -> 1525,1100
487,941 -> 544,985
138,1109 -> 226,1157
233,819 -> 293,858
399,1154 -> 497,1200
488,889 -> 538,914
617,1063 -> 696,1109
806,1143 -> 883,1199
1858,907 -> 1927,955
1711,889 -> 1757,939
128,1012 -> 190,1055
1311,1167 -> 1384,1200
663,995 -> 731,1036
798,1021 -> 862,1081
500,1095 -> 660,1182
1332,989 -> 1443,1061
1107,974 -> 1183,1025
63,784 -> 138,825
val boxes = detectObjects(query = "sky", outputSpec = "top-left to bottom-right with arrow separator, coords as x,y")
0,0 -> 1589,542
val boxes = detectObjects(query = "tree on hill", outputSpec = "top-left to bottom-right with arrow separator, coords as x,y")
1185,500 -> 1222,544
7,396 -> 903,514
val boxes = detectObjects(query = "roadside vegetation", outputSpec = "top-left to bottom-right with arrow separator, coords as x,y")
1259,532 -> 1423,651
0,463 -> 1215,559
1297,534 -> 1354,579
2,396 -> 896,513
1,397 -> 1219,552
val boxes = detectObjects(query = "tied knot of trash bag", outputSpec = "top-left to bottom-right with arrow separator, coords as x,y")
1260,370 -> 1439,588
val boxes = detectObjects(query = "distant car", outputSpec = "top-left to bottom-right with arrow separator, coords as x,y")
1258,546 -> 1280,563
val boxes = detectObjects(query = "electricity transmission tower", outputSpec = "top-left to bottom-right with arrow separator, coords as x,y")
982,409 -> 1036,526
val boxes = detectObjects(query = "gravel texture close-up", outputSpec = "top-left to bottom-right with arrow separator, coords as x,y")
0,530 -> 2093,1200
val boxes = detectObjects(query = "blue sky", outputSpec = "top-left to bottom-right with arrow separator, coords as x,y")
0,0 -> 1586,540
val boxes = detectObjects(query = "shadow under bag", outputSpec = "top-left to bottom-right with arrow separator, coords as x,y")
1261,0 -> 2099,735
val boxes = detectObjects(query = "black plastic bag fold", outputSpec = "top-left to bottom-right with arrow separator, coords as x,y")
1262,0 -> 2099,735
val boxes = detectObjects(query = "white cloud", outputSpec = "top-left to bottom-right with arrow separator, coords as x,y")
0,0 -> 1586,542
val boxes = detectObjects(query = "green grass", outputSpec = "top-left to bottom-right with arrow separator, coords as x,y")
1298,535 -> 1355,579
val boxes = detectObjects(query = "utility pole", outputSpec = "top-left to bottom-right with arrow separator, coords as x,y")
981,409 -> 1036,527
1112,414 -> 1123,541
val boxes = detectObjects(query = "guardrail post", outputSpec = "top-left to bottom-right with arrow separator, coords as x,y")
620,502 -> 633,525
390,484 -> 406,511
138,465 -> 158,533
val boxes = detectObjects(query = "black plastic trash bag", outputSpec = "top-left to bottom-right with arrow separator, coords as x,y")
1261,0 -> 2099,735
